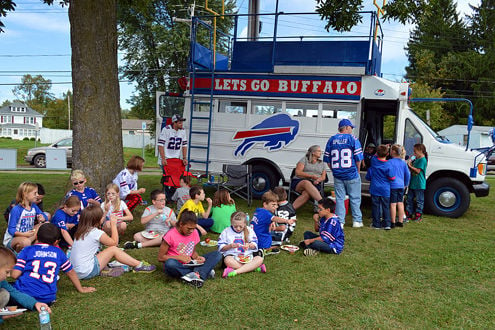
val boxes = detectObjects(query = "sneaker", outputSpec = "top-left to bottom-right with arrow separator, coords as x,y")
414,213 -> 423,222
396,222 -> 403,228
340,223 -> 344,229
303,248 -> 319,256
208,269 -> 215,279
133,261 -> 156,273
265,248 -> 280,255
352,222 -> 363,228
227,271 -> 237,278
100,267 -> 125,277
123,241 -> 138,249
181,272 -> 204,288
257,264 -> 267,273
222,267 -> 234,278
390,223 -> 396,229
370,225 -> 382,229
298,240 -> 306,249
384,226 -> 391,230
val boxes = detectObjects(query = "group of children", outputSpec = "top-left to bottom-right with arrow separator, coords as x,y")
365,143 -> 428,229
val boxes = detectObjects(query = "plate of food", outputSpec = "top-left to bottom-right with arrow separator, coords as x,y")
0,307 -> 27,316
183,260 -> 204,267
235,254 -> 253,264
199,239 -> 218,247
280,245 -> 300,253
141,230 -> 161,239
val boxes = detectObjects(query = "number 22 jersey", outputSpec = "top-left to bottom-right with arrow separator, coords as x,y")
14,243 -> 73,303
324,133 -> 363,181
157,126 -> 188,163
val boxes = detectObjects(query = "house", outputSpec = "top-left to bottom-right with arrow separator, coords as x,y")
438,125 -> 493,149
0,101 -> 44,140
121,119 -> 152,136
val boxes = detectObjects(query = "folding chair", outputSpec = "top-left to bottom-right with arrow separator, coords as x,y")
218,164 -> 252,206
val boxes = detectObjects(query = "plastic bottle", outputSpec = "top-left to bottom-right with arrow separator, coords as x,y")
39,306 -> 52,330
245,213 -> 250,224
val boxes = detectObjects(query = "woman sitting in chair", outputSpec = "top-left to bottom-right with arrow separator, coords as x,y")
291,145 -> 327,210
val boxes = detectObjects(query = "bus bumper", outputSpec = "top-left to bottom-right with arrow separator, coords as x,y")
473,183 -> 490,197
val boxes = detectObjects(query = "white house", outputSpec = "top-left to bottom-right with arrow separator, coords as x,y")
439,125 -> 493,149
0,101 -> 44,140
121,119 -> 152,136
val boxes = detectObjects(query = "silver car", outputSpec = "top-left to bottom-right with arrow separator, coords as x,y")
25,137 -> 73,168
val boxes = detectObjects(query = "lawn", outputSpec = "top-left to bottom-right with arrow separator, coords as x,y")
0,173 -> 494,329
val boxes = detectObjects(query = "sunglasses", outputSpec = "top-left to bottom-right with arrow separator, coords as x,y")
73,180 -> 85,186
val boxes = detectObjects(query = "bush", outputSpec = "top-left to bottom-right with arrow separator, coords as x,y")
23,137 -> 30,141
30,137 -> 35,141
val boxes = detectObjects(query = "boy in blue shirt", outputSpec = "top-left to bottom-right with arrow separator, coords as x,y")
365,145 -> 395,229
299,198 -> 344,256
11,223 -> 95,304
251,190 -> 294,255
0,247 -> 51,325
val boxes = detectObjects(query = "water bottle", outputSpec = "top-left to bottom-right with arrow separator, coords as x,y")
39,306 -> 52,330
245,213 -> 250,224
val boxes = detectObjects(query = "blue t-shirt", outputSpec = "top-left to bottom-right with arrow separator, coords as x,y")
51,208 -> 79,231
365,156 -> 395,197
319,216 -> 345,254
388,158 -> 410,189
251,208 -> 274,249
14,244 -> 73,304
324,133 -> 363,180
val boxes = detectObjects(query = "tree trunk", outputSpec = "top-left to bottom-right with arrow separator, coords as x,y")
69,0 -> 123,194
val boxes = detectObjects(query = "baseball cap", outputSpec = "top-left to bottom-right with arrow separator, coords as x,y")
367,143 -> 376,148
338,118 -> 354,128
172,114 -> 186,122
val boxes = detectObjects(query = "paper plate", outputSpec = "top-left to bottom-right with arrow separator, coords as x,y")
0,308 -> 27,316
141,230 -> 161,239
235,254 -> 253,264
183,260 -> 204,267
199,240 -> 218,247
280,245 -> 300,253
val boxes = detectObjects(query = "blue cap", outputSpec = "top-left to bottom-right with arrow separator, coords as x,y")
338,119 -> 354,128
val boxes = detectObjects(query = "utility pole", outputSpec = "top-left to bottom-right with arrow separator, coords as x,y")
68,93 -> 71,130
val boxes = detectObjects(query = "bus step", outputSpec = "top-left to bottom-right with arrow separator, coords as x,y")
191,131 -> 208,135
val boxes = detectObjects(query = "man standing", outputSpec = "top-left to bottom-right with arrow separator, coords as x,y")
157,114 -> 188,200
323,119 -> 364,228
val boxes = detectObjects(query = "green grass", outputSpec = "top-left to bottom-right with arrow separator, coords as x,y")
1,173 -> 494,329
0,138 -> 159,168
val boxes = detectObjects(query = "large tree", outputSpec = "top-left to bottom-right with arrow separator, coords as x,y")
12,74 -> 54,106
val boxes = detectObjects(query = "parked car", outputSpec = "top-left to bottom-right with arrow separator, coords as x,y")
472,146 -> 495,172
25,137 -> 72,168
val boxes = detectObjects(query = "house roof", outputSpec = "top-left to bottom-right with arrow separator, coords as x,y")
0,101 -> 43,117
0,123 -> 37,129
121,119 -> 152,130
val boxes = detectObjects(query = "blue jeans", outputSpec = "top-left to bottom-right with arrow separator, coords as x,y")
371,195 -> 391,228
303,231 -> 336,254
163,251 -> 222,280
406,189 -> 425,215
333,176 -> 362,224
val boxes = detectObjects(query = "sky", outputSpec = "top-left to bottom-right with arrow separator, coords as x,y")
0,0 -> 479,111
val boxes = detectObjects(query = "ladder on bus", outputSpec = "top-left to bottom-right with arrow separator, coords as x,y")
187,17 -> 216,175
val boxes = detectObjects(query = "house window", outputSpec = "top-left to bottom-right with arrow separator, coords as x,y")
30,117 -> 34,124
129,131 -> 135,135
13,129 -> 18,135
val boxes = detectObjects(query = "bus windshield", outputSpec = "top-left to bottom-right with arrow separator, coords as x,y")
410,110 -> 450,143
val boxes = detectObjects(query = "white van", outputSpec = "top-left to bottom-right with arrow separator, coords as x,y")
156,11 -> 489,218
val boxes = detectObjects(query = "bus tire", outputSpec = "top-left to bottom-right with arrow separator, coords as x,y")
251,165 -> 277,199
424,178 -> 470,218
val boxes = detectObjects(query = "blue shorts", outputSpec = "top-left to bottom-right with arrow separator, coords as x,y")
81,256 -> 101,280
390,188 -> 405,203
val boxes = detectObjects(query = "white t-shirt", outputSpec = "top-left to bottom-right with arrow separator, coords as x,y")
157,126 -> 188,163
101,200 -> 128,221
70,228 -> 104,279
217,226 -> 258,257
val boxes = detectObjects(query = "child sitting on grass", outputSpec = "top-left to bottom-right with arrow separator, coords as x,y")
210,189 -> 236,234
177,186 -> 213,235
70,205 -> 155,279
101,183 -> 133,236
0,247 -> 52,325
11,223 -> 95,304
66,170 -> 102,209
124,190 -> 176,250
51,195 -> 81,246
271,187 -> 297,245
4,182 -> 48,252
218,211 -> 265,278
171,174 -> 192,211
300,198 -> 344,256
251,190 -> 295,255
158,211 -> 222,288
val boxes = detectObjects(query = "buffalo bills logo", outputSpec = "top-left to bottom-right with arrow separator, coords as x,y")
233,114 -> 299,157
374,89 -> 385,96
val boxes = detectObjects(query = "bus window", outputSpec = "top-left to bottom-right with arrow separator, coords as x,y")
322,103 -> 357,120
252,102 -> 282,115
194,99 -> 211,112
158,94 -> 184,118
219,100 -> 247,114
286,102 -> 318,118
404,119 -> 423,157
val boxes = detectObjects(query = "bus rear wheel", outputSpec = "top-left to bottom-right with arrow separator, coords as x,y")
424,178 -> 470,218
251,165 -> 277,199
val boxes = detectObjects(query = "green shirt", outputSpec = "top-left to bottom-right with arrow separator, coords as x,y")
210,204 -> 236,233
409,156 -> 427,190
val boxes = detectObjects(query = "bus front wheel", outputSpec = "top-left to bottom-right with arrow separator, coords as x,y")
424,178 -> 470,218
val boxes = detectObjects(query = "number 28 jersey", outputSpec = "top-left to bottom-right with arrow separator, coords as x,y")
323,133 -> 363,181
157,126 -> 188,163
14,243 -> 73,303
